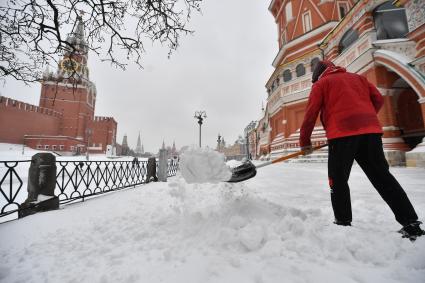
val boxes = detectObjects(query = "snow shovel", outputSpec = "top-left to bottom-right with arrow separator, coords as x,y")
227,144 -> 328,183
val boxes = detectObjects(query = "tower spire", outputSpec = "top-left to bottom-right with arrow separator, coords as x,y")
66,15 -> 86,49
135,131 -> 142,155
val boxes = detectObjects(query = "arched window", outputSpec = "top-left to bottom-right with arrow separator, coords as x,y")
296,64 -> 306,77
373,2 -> 408,40
283,69 -> 292,82
310,57 -> 320,72
285,1 -> 293,20
338,2 -> 349,20
339,28 -> 359,53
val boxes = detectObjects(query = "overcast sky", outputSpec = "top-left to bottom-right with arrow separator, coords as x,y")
0,0 -> 277,153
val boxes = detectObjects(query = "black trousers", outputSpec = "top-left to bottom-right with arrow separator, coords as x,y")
328,133 -> 418,226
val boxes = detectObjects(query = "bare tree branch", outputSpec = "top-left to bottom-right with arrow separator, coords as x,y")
0,0 -> 202,84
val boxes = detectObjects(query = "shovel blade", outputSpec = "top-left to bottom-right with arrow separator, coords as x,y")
227,161 -> 257,183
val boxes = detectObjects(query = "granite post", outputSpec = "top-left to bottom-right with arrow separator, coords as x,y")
158,149 -> 168,182
19,153 -> 59,218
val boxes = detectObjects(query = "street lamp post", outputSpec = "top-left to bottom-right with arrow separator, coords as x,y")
194,111 -> 207,147
217,134 -> 221,151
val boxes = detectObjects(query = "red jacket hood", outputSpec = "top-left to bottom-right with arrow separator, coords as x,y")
319,61 -> 346,80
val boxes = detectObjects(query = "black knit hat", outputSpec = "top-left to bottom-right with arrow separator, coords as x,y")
312,60 -> 335,83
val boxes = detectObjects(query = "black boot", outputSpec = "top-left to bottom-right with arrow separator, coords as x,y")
333,220 -> 351,226
398,221 -> 425,241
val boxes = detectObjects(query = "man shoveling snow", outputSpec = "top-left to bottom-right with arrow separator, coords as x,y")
299,60 -> 425,241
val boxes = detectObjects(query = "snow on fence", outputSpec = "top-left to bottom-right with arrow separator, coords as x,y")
0,158 -> 179,222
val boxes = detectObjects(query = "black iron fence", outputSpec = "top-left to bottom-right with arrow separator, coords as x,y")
0,158 -> 179,220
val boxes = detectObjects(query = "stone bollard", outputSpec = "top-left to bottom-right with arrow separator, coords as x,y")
19,153 -> 59,218
146,157 -> 158,183
158,149 -> 168,182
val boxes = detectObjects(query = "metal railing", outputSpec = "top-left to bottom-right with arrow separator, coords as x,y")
168,159 -> 179,177
0,158 -> 179,220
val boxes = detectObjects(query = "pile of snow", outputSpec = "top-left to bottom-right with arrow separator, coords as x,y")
180,146 -> 232,183
0,162 -> 424,282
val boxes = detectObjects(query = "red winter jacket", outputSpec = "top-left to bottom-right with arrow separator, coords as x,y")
299,63 -> 384,147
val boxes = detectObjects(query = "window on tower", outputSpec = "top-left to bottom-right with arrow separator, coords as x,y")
339,28 -> 359,53
310,58 -> 320,72
283,69 -> 292,82
373,1 -> 408,40
285,2 -> 293,21
303,11 -> 312,33
296,64 -> 306,77
338,2 -> 350,20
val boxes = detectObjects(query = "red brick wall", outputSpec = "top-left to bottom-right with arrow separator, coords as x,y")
90,117 -> 117,153
0,97 -> 62,144
40,83 -> 94,138
286,102 -> 310,138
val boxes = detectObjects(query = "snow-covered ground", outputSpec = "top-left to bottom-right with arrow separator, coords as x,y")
0,143 -> 136,161
1,148 -> 424,283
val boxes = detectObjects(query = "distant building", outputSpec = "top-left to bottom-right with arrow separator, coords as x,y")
244,121 -> 258,159
217,135 -> 247,161
0,16 -> 117,155
120,134 -> 130,156
162,140 -> 179,158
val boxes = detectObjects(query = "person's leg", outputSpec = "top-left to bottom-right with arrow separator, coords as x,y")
328,136 -> 358,224
354,134 -> 418,226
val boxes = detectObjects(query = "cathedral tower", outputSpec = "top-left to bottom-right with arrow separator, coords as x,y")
264,0 -> 357,157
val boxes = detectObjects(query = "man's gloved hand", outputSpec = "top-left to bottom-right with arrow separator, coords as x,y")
301,145 -> 313,155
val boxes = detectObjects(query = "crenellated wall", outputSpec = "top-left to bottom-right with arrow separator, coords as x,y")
0,96 -> 62,144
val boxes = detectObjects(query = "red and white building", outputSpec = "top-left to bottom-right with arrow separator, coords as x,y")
0,16 -> 117,155
259,0 -> 425,166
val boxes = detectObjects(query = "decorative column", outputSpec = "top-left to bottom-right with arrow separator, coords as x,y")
378,89 -> 410,166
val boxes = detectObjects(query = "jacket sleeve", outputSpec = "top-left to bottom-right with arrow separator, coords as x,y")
367,81 -> 384,113
299,83 -> 323,147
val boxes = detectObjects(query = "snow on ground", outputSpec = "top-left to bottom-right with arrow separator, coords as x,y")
0,143 -> 136,161
1,150 -> 425,282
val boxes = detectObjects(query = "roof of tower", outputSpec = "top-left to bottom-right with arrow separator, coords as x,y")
65,15 -> 87,54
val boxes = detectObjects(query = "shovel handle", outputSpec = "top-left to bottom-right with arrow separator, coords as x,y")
271,143 -> 328,165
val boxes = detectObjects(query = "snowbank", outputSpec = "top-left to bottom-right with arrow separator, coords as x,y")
0,162 -> 424,283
